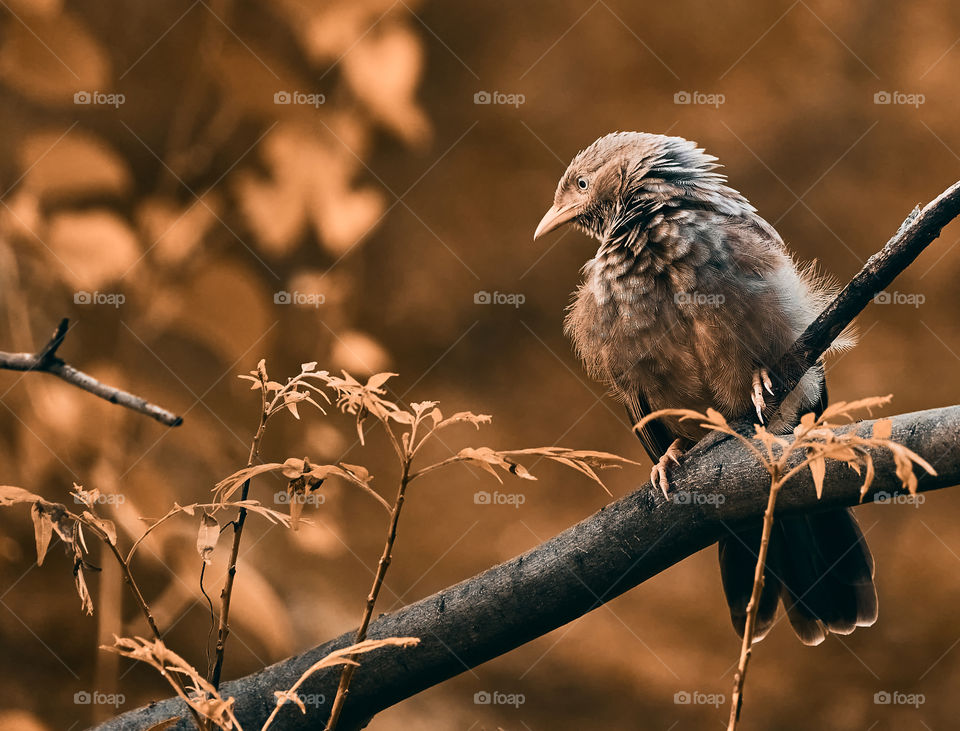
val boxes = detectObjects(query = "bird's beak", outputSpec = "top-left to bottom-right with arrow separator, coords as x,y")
533,203 -> 580,240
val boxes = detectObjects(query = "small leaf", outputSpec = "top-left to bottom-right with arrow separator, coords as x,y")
365,372 -> 398,390
238,374 -> 261,390
0,485 -> 44,505
809,457 -> 826,499
84,511 -> 117,546
389,410 -> 415,424
872,418 -> 893,440
280,458 -> 307,479
339,463 -> 371,484
196,512 -> 219,565
704,408 -> 729,428
74,564 -> 94,615
436,411 -> 492,430
860,455 -> 876,502
31,504 -> 53,566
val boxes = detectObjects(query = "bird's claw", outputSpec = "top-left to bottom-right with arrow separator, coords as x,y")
751,368 -> 774,423
650,439 -> 684,500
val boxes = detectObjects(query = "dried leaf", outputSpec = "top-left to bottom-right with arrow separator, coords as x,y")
339,463 -> 371,484
388,410 -> 415,425
234,500 -> 292,527
104,636 -> 240,729
197,513 -> 218,565
31,504 -> 53,566
872,418 -> 893,440
820,395 -> 893,422
436,411 -> 492,431
262,637 -> 420,731
215,462 -> 293,501
0,485 -> 44,505
365,372 -> 398,390
74,564 -> 94,616
860,455 -> 876,501
809,457 -> 826,499
84,511 -> 117,546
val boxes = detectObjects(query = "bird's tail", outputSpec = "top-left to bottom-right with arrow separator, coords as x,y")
718,508 -> 877,645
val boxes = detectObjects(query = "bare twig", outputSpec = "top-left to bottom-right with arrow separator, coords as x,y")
768,180 -> 960,416
210,363 -> 332,688
209,394 -> 268,689
727,468 -> 780,729
0,318 -> 183,427
325,451 -> 413,730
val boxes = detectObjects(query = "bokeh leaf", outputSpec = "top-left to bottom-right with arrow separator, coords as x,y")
48,210 -> 140,289
0,12 -> 108,104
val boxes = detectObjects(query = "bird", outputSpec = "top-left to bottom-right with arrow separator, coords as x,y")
533,131 -> 876,645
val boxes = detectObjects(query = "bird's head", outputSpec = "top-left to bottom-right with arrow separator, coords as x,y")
533,131 -> 747,246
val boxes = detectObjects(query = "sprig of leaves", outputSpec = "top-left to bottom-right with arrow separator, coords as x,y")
104,636 -> 241,730
636,395 -> 935,500
637,396 -> 936,731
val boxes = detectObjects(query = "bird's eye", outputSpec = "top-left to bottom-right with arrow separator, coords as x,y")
577,177 -> 589,190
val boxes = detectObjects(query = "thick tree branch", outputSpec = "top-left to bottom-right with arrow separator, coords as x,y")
98,404 -> 960,731
0,319 -> 182,427
97,178 -> 960,730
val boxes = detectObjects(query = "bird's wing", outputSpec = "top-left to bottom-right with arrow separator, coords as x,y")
625,391 -> 678,463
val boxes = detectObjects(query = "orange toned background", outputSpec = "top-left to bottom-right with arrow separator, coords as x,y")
0,1 -> 959,729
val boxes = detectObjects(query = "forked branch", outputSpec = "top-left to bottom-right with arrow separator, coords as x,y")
0,318 -> 183,427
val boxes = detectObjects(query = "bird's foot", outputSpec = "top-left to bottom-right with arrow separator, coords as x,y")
751,368 -> 774,423
651,439 -> 685,499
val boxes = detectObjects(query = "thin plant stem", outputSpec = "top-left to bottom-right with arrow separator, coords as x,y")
325,460 -> 412,730
81,517 -> 208,730
210,398 -> 268,689
727,467 -> 781,731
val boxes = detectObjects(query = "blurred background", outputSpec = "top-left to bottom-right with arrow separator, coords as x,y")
0,1 -> 958,729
